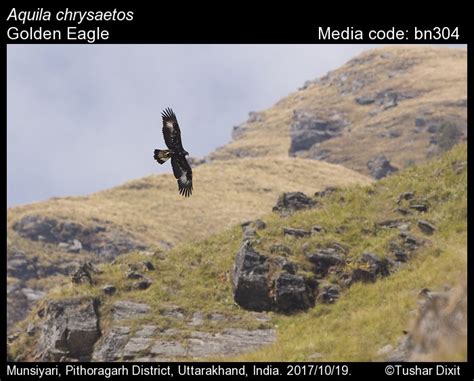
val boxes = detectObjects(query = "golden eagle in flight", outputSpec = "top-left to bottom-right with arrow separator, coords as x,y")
154,108 -> 193,197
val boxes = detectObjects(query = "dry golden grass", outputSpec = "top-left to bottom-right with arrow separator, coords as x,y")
10,144 -> 466,362
210,46 -> 467,175
7,157 -> 371,249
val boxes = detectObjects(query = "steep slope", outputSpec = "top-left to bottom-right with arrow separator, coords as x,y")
9,144 -> 466,362
210,46 -> 466,177
7,157 -> 370,330
7,46 -> 467,358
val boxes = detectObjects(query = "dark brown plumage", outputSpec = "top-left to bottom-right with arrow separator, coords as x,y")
153,108 -> 193,197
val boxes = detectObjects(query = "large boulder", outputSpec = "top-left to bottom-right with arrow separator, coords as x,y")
232,241 -> 315,313
112,300 -> 151,321
367,154 -> 398,179
386,286 -> 467,361
306,249 -> 345,276
232,242 -> 273,311
351,252 -> 391,284
7,248 -> 38,280
7,285 -> 46,331
273,272 -> 315,313
12,215 -> 146,260
36,298 -> 101,361
92,326 -> 131,361
289,110 -> 347,154
273,192 -> 316,217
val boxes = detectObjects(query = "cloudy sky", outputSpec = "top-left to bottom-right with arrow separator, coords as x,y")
7,44 -> 385,207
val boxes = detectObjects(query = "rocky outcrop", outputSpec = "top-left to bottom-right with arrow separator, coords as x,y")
417,220 -> 436,235
7,285 -> 46,331
273,272 -> 315,313
367,154 -> 398,179
317,284 -> 341,304
12,215 -> 146,260
232,242 -> 273,311
93,325 -> 275,361
231,112 -> 264,140
35,298 -> 101,361
289,110 -> 349,154
351,253 -> 391,284
272,192 -> 316,217
7,249 -> 38,280
186,328 -> 275,358
283,227 -> 311,238
112,300 -> 151,321
92,326 -> 131,361
71,262 -> 103,285
306,249 -> 345,277
384,285 -> 467,361
232,241 -> 315,313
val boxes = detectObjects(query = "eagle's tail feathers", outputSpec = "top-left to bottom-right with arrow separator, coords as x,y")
154,149 -> 171,164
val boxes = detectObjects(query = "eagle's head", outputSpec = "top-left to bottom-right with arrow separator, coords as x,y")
183,150 -> 189,156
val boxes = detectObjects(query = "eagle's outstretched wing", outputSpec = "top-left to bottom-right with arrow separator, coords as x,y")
171,156 -> 193,197
161,107 -> 184,151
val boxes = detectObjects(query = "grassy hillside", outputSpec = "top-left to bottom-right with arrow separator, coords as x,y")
8,157 -> 370,249
7,156 -> 370,332
210,46 -> 466,176
10,144 -> 466,361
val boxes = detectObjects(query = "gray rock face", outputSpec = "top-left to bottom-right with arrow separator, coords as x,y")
150,341 -> 187,357
112,301 -> 151,321
92,326 -> 130,361
415,117 -> 427,127
12,215 -> 146,260
389,241 -> 409,262
273,192 -> 316,217
231,124 -> 247,140
123,338 -> 153,360
355,96 -> 375,105
367,154 -> 398,179
232,242 -> 273,311
376,219 -> 405,229
351,253 -> 391,284
7,286 -> 46,331
241,219 -> 266,241
359,252 -> 391,277
418,220 -> 436,235
306,250 -> 345,276
7,249 -> 38,279
289,110 -> 348,154
397,191 -> 415,204
274,272 -> 315,313
162,306 -> 185,320
317,284 -> 341,304
102,284 -> 117,296
36,298 -> 101,361
131,278 -> 153,290
188,312 -> 204,327
283,227 -> 311,238
385,286 -> 466,361
399,232 -> 425,250
409,203 -> 429,212
314,186 -> 339,198
93,324 -> 276,361
231,112 -> 263,140
71,262 -> 102,284
187,329 -> 276,358
232,241 -> 315,313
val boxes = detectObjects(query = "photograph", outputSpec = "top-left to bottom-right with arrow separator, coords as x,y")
6,41 -> 467,369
